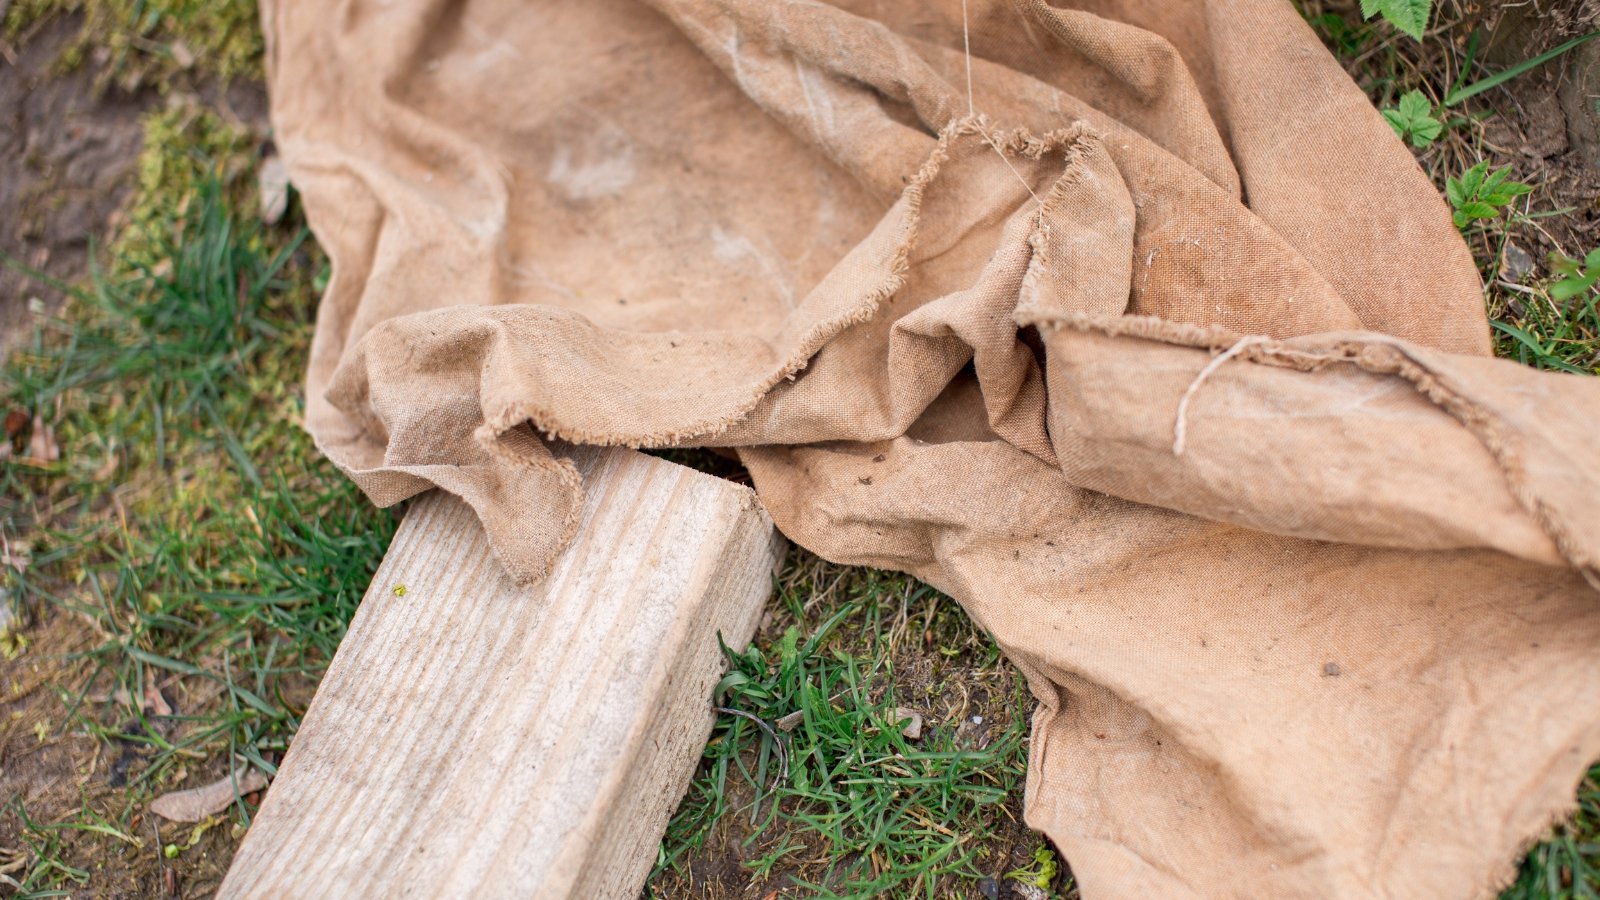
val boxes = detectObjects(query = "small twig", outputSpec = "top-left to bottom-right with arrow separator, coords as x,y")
1496,279 -> 1539,296
713,705 -> 789,785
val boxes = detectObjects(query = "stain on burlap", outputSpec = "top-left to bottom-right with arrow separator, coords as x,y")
262,0 -> 1600,896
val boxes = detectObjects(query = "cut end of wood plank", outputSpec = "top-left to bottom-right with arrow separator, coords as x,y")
220,448 -> 783,899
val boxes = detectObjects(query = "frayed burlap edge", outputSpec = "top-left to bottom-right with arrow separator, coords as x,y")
473,116 -> 1102,453
1020,309 -> 1600,593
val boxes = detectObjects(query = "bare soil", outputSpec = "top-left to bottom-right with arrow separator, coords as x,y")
1,16 -> 269,897
0,607 -> 248,898
0,14 -> 146,350
0,11 -> 268,351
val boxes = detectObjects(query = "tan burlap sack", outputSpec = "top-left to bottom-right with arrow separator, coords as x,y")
263,0 -> 1600,895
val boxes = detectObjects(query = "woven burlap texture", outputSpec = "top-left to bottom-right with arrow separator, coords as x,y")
264,0 -> 1600,896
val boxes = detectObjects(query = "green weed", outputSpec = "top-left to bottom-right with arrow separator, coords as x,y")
1360,0 -> 1431,41
1005,844 -> 1062,890
1489,256 -> 1600,374
1383,89 -> 1444,147
1550,250 -> 1600,304
1447,161 -> 1533,230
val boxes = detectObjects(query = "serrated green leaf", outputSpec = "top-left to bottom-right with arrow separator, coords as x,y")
1410,118 -> 1441,147
1361,0 -> 1431,39
1550,252 -> 1584,277
1397,90 -> 1431,120
1444,177 -> 1466,209
1382,108 -> 1408,138
1383,91 -> 1441,147
1458,201 -> 1498,221
1550,279 -> 1587,302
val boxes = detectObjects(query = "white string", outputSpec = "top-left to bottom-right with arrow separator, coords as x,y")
960,0 -> 1043,207
961,0 -> 976,117
1171,335 -> 1269,456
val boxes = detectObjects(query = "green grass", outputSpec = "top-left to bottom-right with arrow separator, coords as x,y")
0,116 -> 394,894
1486,238 -> 1600,374
0,2 -> 1596,897
1505,772 -> 1600,900
651,560 -> 1040,898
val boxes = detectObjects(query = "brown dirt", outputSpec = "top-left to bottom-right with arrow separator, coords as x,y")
1,14 -> 269,897
0,604 -> 252,898
1476,1 -> 1600,257
0,10 -> 269,353
0,612 -> 101,851
0,13 -> 146,351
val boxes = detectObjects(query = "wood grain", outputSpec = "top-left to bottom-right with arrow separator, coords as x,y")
220,447 -> 782,899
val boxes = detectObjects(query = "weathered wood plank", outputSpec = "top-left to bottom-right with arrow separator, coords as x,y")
219,447 -> 782,898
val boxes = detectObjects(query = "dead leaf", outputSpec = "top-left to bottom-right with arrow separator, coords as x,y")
0,538 -> 29,573
258,156 -> 291,225
91,449 -> 119,482
144,678 -> 174,717
0,845 -> 26,876
169,40 -> 195,69
895,707 -> 923,741
25,416 -> 58,464
149,768 -> 267,822
3,409 -> 26,440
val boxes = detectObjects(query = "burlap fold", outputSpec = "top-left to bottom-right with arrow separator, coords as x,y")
264,0 -> 1600,895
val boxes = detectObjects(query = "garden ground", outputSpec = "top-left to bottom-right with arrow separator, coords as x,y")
0,2 -> 1596,897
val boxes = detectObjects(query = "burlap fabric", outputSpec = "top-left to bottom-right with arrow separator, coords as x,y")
263,0 -> 1600,895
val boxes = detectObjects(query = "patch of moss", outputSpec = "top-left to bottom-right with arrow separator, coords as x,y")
116,101 -> 257,269
0,79 -> 390,897
4,0 -> 263,87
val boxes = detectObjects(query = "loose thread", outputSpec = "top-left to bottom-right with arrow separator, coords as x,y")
961,0 -> 976,118
960,0 -> 1043,207
1172,335 -> 1270,456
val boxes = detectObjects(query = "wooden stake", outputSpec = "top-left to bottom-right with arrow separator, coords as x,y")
220,448 -> 782,898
